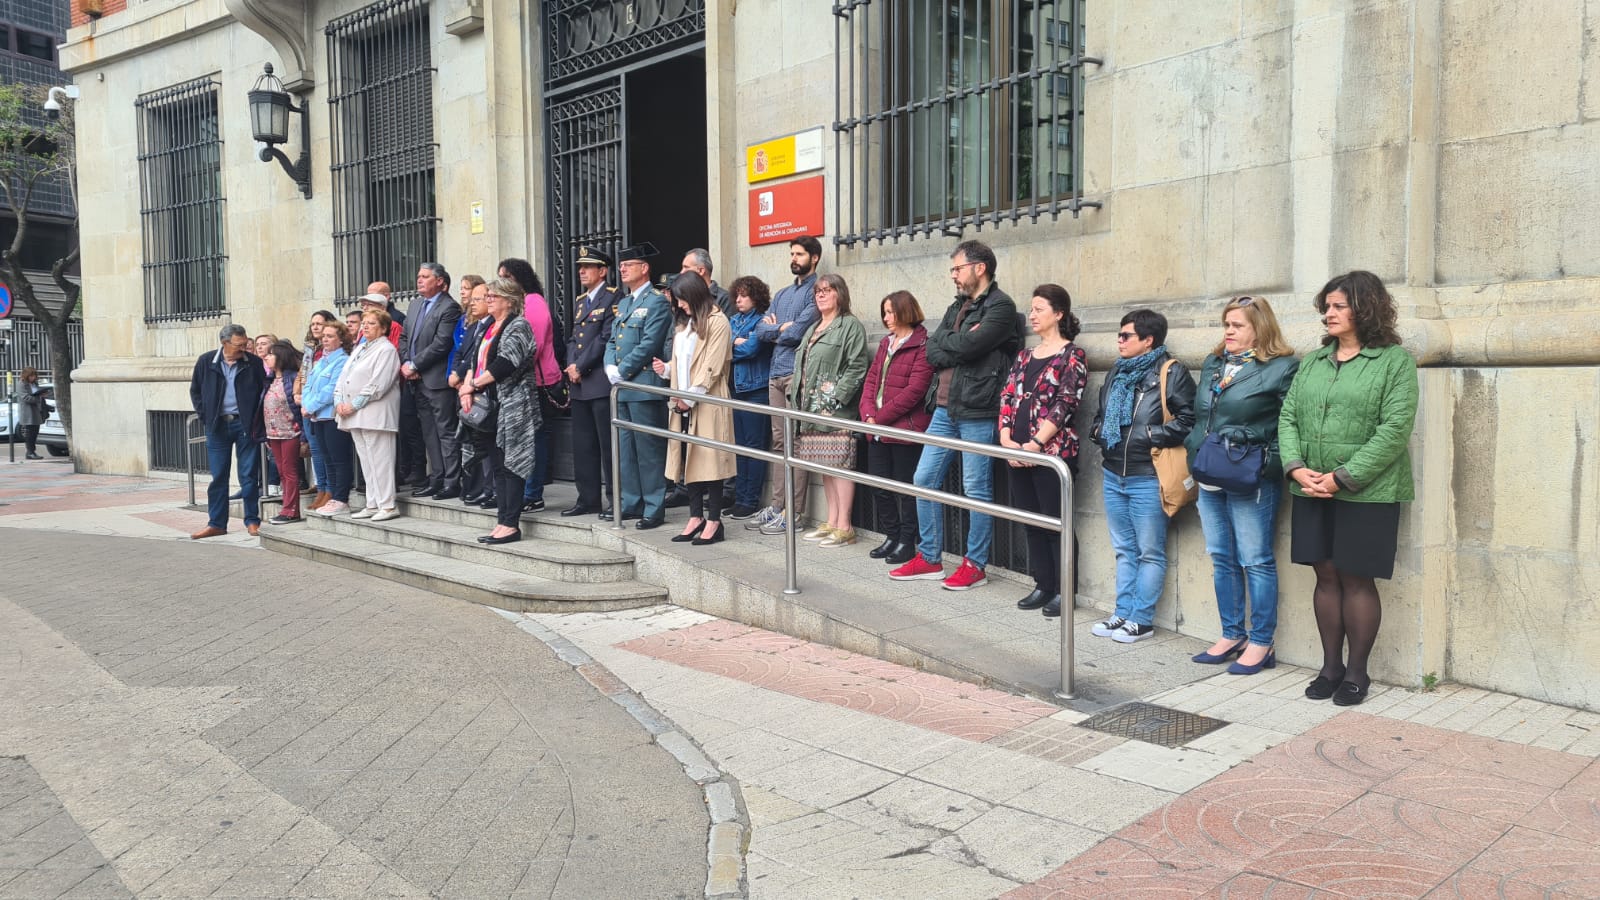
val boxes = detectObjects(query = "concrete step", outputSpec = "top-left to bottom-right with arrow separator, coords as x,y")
261,527 -> 667,613
297,508 -> 638,583
377,493 -> 604,547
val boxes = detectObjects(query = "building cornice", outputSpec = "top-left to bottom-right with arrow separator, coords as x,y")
59,0 -> 232,74
221,0 -> 313,91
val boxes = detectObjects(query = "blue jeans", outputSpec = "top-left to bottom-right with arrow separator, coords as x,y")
1196,481 -> 1282,646
206,416 -> 260,530
305,419 -> 328,490
1102,470 -> 1169,626
311,420 -> 354,503
523,423 -> 552,502
731,388 -> 770,509
913,409 -> 997,567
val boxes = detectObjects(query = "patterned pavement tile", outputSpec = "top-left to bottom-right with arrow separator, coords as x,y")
1516,760 -> 1600,844
1448,825 -> 1600,898
1115,793 -> 1295,868
983,716 -> 1124,766
1307,711 -> 1458,753
131,508 -> 211,535
1000,837 -> 1234,899
1306,792 -> 1509,864
618,620 -> 1058,741
1248,829 -> 1458,897
1196,872 -> 1331,899
1254,733 -> 1419,787
1181,764 -> 1367,831
1374,761 -> 1555,825
1421,729 -> 1593,789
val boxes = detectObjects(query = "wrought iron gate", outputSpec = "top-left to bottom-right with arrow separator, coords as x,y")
539,0 -> 706,322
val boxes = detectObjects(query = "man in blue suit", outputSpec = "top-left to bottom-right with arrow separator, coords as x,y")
603,242 -> 673,530
562,245 -> 620,519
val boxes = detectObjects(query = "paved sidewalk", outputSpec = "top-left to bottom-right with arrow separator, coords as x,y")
0,528 -> 708,899
528,605 -> 1600,899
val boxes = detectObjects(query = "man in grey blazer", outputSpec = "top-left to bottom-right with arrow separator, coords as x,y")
400,262 -> 464,499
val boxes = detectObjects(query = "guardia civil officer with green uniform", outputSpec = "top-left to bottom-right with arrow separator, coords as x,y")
603,242 -> 674,529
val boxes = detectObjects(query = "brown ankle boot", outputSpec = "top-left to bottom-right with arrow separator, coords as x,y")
309,491 -> 330,510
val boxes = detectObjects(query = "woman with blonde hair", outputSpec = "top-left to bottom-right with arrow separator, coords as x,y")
788,273 -> 870,547
336,309 -> 404,521
1184,296 -> 1299,673
653,273 -> 736,545
457,278 -> 539,544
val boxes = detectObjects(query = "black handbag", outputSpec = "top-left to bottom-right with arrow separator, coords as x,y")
459,392 -> 496,431
1192,431 -> 1265,493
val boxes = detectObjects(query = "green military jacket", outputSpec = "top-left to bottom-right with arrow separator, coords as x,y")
787,315 -> 870,434
1278,343 -> 1418,503
1184,353 -> 1300,482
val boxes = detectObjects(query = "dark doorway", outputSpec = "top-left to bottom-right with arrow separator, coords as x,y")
624,52 -> 708,281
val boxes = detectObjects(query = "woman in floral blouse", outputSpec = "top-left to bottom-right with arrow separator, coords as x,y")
998,284 -> 1089,618
262,341 -> 305,524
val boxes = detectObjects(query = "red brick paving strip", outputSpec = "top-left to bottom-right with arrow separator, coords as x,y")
1010,712 -> 1600,898
617,620 -> 1059,741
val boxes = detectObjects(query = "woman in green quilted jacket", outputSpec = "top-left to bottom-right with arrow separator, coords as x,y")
1278,271 -> 1418,708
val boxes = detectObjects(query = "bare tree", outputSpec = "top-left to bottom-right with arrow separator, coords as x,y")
0,82 -> 78,441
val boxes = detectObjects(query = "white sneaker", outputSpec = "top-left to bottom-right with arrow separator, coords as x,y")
350,508 -> 376,519
371,508 -> 401,522
316,501 -> 349,517
1090,616 -> 1128,638
744,506 -> 778,531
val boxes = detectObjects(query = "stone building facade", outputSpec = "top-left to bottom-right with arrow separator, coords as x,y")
61,1 -> 1600,709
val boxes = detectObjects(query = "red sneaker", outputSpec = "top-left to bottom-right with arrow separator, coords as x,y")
889,554 -> 945,581
942,558 -> 988,591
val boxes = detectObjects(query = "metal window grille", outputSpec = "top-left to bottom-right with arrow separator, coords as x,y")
136,78 -> 227,323
833,0 -> 1097,248
542,0 -> 706,88
543,83 -> 623,322
327,0 -> 437,310
148,410 -> 202,473
0,320 -> 84,373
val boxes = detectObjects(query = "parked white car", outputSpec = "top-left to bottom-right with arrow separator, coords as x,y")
0,381 -> 69,456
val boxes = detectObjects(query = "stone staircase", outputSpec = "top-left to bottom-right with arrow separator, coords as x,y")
257,491 -> 668,613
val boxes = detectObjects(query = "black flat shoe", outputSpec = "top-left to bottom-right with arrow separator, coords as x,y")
462,492 -> 482,504
561,504 -> 596,517
1040,595 -> 1062,618
635,515 -> 665,530
1016,588 -> 1049,610
885,543 -> 916,565
479,530 -> 522,545
434,488 -> 462,501
1332,680 -> 1370,707
868,537 -> 898,559
1305,673 -> 1345,701
476,496 -> 498,509
692,523 -> 725,546
671,519 -> 705,543
412,485 -> 438,498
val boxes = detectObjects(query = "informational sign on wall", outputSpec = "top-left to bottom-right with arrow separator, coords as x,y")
469,201 -> 485,235
746,127 -> 825,184
748,175 -> 825,246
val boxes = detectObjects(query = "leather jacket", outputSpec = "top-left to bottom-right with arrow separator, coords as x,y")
1089,352 -> 1198,477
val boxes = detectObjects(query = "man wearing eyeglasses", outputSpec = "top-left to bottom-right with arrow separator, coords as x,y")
890,240 -> 1023,591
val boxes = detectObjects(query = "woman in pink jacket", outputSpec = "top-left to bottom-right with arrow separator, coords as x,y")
500,257 -> 563,513
859,290 -> 934,565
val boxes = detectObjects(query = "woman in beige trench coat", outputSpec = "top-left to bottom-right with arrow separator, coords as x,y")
654,272 -> 736,546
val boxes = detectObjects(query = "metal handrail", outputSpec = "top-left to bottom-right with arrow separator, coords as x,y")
609,382 -> 1079,700
185,413 -> 205,506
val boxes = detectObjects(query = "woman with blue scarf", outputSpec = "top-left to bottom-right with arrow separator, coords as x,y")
1088,309 -> 1196,643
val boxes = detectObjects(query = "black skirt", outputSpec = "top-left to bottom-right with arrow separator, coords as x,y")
1289,495 -> 1402,580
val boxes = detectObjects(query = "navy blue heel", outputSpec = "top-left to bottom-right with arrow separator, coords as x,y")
1192,638 -> 1248,665
1228,649 -> 1276,675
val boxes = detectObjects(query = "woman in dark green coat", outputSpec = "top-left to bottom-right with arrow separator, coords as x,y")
1278,271 -> 1418,707
1184,297 -> 1299,675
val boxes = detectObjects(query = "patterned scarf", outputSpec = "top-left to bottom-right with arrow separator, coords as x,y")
1099,346 -> 1166,449
1216,349 -> 1256,392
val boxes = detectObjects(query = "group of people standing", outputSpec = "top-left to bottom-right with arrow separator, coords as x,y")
187,232 -> 1416,706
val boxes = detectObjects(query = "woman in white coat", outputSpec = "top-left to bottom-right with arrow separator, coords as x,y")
335,309 -> 404,520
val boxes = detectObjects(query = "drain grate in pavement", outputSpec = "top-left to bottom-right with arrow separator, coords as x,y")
1078,701 -> 1229,748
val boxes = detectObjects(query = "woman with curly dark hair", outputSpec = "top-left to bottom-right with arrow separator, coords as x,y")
726,274 -> 774,519
1279,270 -> 1417,706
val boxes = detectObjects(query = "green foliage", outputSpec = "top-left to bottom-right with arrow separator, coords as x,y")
0,82 -> 74,211
1420,672 -> 1439,692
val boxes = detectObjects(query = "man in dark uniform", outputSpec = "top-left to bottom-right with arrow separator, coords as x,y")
562,246 -> 620,518
602,241 -> 673,530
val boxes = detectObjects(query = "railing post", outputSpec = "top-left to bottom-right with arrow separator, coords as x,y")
186,414 -> 200,507
6,372 -> 16,464
782,415 -> 799,595
608,386 -> 623,531
1055,461 -> 1076,701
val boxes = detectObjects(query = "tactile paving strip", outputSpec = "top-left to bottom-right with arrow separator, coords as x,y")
1077,701 -> 1230,748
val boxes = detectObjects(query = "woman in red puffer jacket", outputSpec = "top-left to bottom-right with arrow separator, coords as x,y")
859,290 -> 935,565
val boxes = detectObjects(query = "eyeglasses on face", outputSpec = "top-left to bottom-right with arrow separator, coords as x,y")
1116,331 -> 1140,342
948,261 -> 978,276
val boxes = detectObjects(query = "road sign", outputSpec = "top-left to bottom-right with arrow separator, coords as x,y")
0,283 -> 11,318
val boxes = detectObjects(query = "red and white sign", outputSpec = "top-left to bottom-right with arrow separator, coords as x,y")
748,175 -> 825,247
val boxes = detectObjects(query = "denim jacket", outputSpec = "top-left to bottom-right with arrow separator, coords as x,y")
302,347 -> 348,421
730,309 -> 772,394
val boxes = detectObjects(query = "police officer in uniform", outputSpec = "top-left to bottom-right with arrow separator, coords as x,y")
602,241 -> 673,529
562,246 -> 621,518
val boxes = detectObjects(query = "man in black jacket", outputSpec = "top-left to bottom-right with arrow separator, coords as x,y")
890,240 -> 1023,590
401,262 -> 464,499
562,246 -> 620,517
189,323 -> 268,538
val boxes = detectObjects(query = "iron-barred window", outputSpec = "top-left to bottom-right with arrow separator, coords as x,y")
834,0 -> 1095,247
326,0 -> 437,309
136,78 -> 227,323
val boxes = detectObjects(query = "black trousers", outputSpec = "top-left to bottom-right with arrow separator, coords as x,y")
20,424 -> 39,454
866,439 -> 921,544
398,383 -> 425,485
412,380 -> 462,490
1011,463 -> 1079,598
688,480 -> 725,522
570,396 -> 613,508
490,443 -> 526,529
462,422 -> 496,499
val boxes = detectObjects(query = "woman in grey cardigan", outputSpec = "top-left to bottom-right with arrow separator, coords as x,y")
458,277 -> 540,545
16,368 -> 49,460
336,309 -> 404,520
